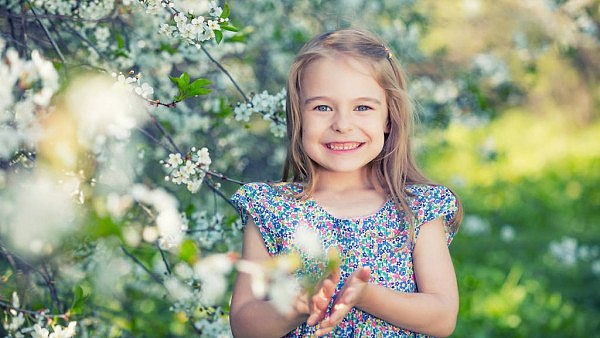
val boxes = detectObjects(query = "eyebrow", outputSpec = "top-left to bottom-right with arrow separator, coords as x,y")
303,96 -> 383,105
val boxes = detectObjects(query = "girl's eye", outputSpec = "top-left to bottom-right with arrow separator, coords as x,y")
355,105 -> 372,111
314,105 -> 331,112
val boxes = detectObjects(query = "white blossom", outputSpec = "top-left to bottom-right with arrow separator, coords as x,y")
294,226 -> 324,258
131,184 -> 186,250
233,89 -> 287,137
268,274 -> 301,314
66,74 -> 147,146
194,254 -> 235,305
461,215 -> 490,236
1,172 -> 79,256
164,276 -> 193,301
549,236 -> 578,266
163,147 -> 211,193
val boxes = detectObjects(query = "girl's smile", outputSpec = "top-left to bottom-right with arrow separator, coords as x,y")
325,142 -> 364,151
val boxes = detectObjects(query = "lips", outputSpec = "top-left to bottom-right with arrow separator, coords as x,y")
325,142 -> 363,151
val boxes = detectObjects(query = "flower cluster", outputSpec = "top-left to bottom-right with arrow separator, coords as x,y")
233,89 -> 287,137
155,0 -> 230,47
2,292 -> 77,338
34,0 -> 114,20
0,41 -> 59,159
548,236 -> 600,272
112,71 -> 155,100
162,147 -> 212,193
131,184 -> 187,250
189,211 -> 225,248
165,254 -> 237,317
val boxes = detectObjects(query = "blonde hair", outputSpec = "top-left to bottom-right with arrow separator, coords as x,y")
282,29 -> 462,240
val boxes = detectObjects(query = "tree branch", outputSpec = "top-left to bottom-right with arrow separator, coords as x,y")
200,44 -> 250,103
156,242 -> 172,276
0,299 -> 69,320
29,5 -> 66,63
120,246 -> 164,284
150,114 -> 183,155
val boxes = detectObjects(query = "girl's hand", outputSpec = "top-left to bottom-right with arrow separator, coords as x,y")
314,266 -> 371,336
306,267 -> 341,326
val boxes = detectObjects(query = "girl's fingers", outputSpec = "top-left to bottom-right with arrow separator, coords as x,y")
358,266 -> 371,281
326,303 -> 351,325
321,278 -> 336,298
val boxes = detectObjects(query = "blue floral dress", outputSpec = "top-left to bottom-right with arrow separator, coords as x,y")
231,182 -> 459,337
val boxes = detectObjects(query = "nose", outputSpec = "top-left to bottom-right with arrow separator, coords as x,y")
331,111 -> 352,133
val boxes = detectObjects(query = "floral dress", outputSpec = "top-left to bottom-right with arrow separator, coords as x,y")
231,182 -> 459,337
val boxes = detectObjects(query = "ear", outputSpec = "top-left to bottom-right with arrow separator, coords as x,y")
384,118 -> 391,133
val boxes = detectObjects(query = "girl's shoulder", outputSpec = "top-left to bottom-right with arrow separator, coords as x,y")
404,184 -> 460,244
404,184 -> 456,203
233,181 -> 302,201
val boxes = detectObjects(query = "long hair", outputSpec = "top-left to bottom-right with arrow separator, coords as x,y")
282,29 -> 462,240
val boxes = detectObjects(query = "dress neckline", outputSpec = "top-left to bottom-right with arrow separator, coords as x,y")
273,181 -> 394,220
305,196 -> 392,221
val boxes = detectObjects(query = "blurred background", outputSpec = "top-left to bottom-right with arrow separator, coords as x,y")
229,0 -> 600,336
1,0 -> 599,336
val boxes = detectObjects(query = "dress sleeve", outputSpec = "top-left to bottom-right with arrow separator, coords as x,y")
230,182 -> 279,255
411,185 -> 460,246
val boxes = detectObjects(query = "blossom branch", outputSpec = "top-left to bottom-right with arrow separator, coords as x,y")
1,8 -> 112,23
0,243 -> 65,313
203,179 -> 236,209
156,242 -> 172,275
61,21 -> 109,63
40,262 -> 64,313
120,246 -> 164,284
150,114 -> 183,154
136,126 -> 177,154
0,299 -> 69,320
205,170 -> 245,185
29,5 -> 66,63
200,44 -> 250,103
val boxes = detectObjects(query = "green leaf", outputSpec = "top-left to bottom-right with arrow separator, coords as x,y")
190,78 -> 211,87
70,282 -> 92,315
169,72 -> 190,89
215,30 -> 223,44
221,24 -> 239,32
221,3 -> 231,18
116,33 -> 125,49
178,239 -> 198,264
226,34 -> 247,43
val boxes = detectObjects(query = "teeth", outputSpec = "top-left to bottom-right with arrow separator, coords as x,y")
327,142 -> 361,150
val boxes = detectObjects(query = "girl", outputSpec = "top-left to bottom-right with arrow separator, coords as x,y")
229,29 -> 462,337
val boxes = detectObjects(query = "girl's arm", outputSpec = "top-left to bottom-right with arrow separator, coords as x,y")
230,219 -> 339,337
229,219 -> 307,337
316,217 -> 459,337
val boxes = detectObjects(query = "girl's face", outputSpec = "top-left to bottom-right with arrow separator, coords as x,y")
300,55 -> 389,177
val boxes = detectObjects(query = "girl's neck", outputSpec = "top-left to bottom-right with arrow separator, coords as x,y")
309,167 -> 389,219
313,167 -> 376,194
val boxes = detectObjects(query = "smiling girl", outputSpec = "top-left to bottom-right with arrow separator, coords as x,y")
230,28 -> 463,337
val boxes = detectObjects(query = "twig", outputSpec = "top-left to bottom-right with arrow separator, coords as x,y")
0,242 -> 64,313
120,246 -> 164,284
200,44 -> 250,103
29,5 -> 66,63
136,126 -> 176,154
0,299 -> 69,320
40,262 -> 63,313
156,243 -> 172,276
203,179 -> 236,209
150,114 -> 183,154
206,170 -> 245,185
61,21 -> 109,62
1,9 -> 112,23
146,98 -> 178,108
